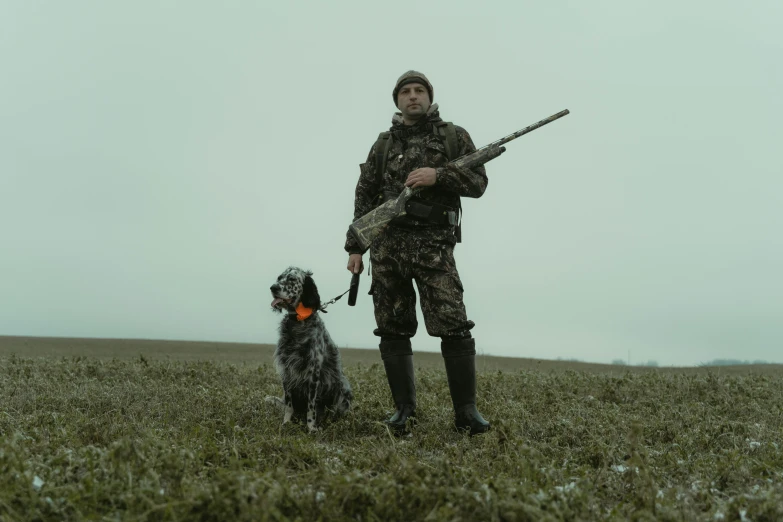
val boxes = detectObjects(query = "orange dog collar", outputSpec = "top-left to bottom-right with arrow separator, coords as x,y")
296,303 -> 314,321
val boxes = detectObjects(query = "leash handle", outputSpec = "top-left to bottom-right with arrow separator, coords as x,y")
348,273 -> 360,306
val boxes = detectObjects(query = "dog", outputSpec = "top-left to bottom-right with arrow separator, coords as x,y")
267,266 -> 352,432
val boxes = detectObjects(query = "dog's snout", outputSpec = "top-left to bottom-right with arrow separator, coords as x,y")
270,284 -> 280,293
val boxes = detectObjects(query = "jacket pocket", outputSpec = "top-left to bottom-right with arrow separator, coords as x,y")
424,139 -> 450,167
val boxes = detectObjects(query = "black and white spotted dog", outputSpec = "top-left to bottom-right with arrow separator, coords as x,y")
267,266 -> 352,432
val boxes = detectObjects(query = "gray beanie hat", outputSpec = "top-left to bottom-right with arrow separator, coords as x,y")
392,70 -> 434,106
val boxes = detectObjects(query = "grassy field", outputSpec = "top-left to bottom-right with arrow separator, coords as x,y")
1,337 -> 782,521
3,336 -> 780,375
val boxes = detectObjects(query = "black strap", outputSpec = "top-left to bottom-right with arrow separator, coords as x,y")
320,288 -> 351,312
433,121 -> 459,161
434,122 -> 462,242
375,132 -> 392,186
405,198 -> 457,226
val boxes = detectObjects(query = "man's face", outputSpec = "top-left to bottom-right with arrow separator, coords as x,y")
396,82 -> 431,121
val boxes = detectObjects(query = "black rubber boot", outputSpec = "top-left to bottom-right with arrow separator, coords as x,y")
380,339 -> 416,434
442,338 -> 490,436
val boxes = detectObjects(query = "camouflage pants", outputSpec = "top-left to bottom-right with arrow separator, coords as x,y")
369,226 -> 475,341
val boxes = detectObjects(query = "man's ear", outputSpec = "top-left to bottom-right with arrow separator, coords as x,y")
301,274 -> 321,310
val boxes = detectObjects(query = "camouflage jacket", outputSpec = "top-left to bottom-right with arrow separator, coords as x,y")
344,106 -> 488,254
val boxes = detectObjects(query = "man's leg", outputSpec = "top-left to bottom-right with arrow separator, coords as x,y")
415,246 -> 490,435
370,253 -> 418,433
379,337 -> 416,433
440,336 -> 490,435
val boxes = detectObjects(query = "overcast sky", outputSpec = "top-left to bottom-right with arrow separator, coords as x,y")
1,1 -> 781,366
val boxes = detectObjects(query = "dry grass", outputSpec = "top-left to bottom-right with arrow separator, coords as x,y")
3,336 -> 780,375
1,337 -> 782,521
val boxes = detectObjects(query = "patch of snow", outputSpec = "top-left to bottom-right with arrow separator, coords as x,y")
555,482 -> 577,493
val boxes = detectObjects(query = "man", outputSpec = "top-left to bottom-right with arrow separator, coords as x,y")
344,70 -> 490,435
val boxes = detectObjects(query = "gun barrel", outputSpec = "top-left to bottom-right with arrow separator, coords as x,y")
493,109 -> 569,149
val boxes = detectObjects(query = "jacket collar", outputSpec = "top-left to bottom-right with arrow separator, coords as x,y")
391,103 -> 441,127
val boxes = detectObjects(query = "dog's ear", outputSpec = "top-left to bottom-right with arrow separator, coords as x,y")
301,274 -> 321,310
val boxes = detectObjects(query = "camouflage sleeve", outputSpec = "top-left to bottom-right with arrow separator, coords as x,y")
435,126 -> 488,198
344,144 -> 380,254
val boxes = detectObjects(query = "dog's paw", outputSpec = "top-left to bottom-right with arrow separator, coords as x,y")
265,396 -> 284,406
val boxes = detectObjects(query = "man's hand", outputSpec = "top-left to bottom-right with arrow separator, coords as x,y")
404,167 -> 437,188
347,253 -> 364,274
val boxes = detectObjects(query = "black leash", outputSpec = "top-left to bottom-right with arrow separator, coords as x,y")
319,289 -> 350,312
320,273 -> 361,312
